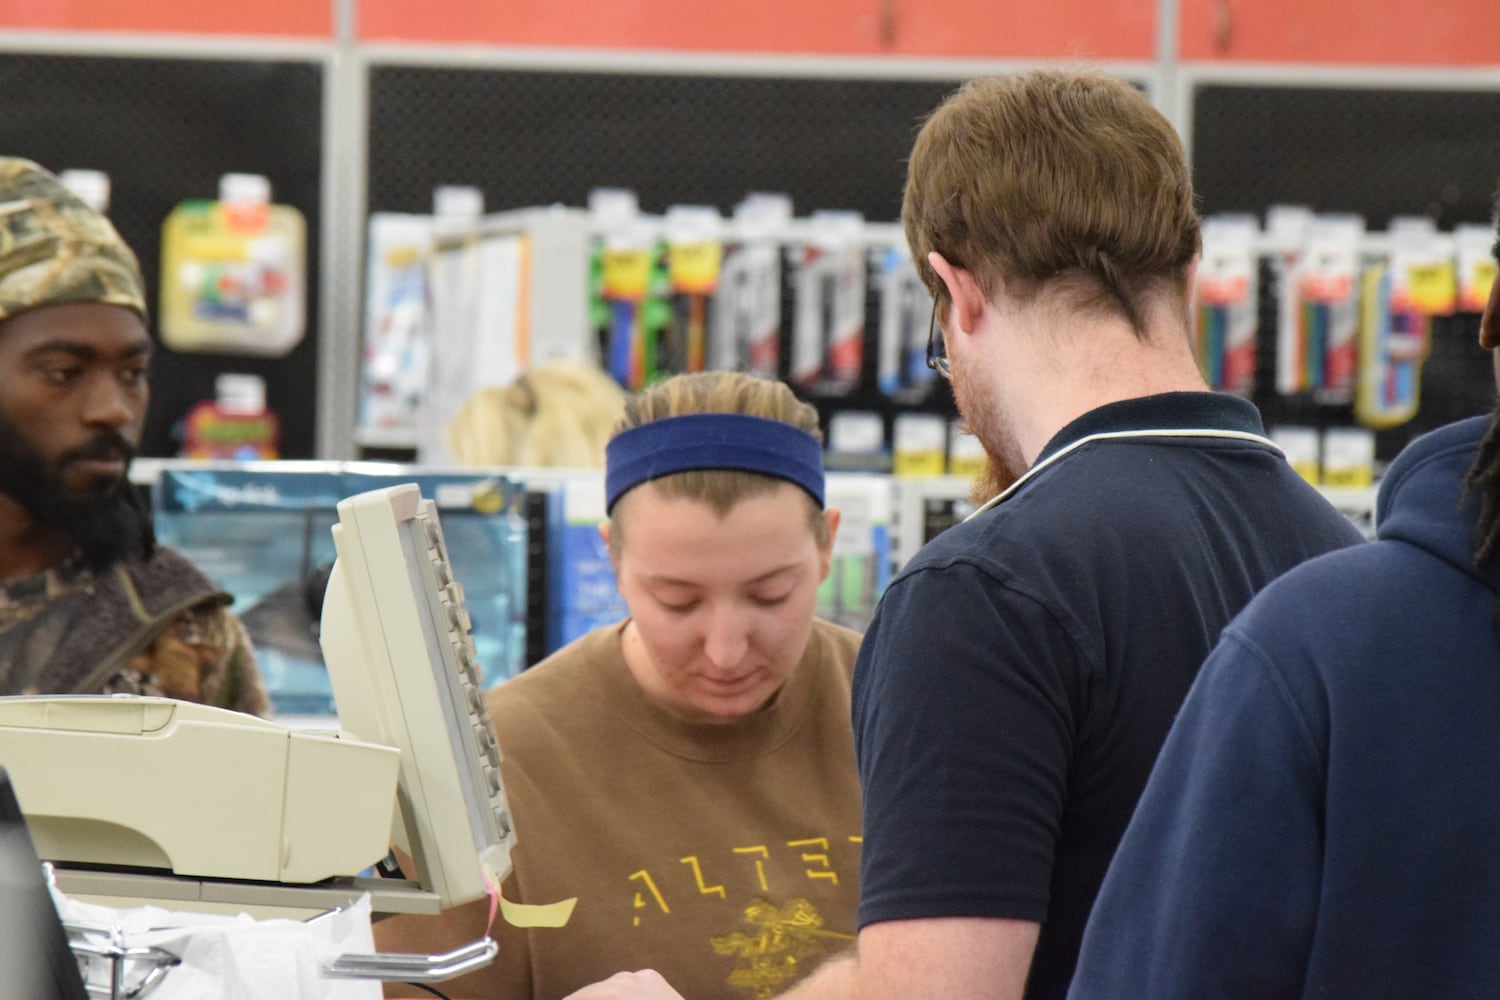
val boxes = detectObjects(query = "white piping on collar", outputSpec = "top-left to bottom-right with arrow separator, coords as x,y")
967,427 -> 1283,519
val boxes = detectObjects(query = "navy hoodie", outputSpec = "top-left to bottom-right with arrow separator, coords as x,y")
1070,415 -> 1500,999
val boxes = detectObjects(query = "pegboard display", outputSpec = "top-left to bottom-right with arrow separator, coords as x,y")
1193,83 -> 1500,462
1250,260 -> 1490,464
0,53 -> 324,459
367,65 -> 962,221
366,65 -> 971,443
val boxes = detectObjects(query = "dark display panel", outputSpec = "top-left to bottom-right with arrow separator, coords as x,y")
0,53 -> 324,458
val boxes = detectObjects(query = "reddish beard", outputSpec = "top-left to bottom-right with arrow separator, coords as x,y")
967,451 -> 1019,507
950,360 -> 1026,506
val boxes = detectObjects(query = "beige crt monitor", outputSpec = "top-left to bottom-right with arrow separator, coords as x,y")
319,483 -> 518,911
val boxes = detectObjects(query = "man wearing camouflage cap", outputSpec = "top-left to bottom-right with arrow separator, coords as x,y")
0,157 -> 268,715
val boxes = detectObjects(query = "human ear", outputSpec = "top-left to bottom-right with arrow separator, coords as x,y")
928,251 -> 987,337
599,520 -> 622,576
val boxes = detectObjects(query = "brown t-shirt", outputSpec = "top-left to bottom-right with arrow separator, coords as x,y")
377,617 -> 863,1000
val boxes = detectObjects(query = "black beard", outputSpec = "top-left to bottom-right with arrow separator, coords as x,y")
0,412 -> 155,573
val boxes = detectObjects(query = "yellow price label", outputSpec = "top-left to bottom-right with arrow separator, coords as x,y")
949,454 -> 987,479
1321,464 -> 1373,488
1288,460 -> 1321,487
893,449 -> 946,479
668,240 -> 723,294
601,248 -> 653,301
1406,261 -> 1457,316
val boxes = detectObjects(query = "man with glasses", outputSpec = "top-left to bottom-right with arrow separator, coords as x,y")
808,69 -> 1363,1000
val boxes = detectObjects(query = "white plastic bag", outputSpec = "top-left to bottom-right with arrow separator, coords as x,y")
54,888 -> 381,1000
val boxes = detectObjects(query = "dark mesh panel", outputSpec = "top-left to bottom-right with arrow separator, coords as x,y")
367,65 -> 961,221
0,53 -> 323,458
1193,84 -> 1500,231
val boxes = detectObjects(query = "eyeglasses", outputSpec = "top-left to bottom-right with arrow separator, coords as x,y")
925,298 -> 951,379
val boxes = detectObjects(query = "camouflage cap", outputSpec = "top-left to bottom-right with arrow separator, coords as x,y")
0,157 -> 147,324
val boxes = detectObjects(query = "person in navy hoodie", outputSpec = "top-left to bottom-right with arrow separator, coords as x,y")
1068,209 -> 1500,998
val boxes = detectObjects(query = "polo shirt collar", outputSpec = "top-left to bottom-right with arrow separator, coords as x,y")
969,391 -> 1275,519
1035,391 -> 1267,466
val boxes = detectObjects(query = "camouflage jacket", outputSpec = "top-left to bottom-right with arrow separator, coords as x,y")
0,546 -> 269,717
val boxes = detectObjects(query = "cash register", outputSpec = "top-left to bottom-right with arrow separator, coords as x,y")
0,483 -> 518,923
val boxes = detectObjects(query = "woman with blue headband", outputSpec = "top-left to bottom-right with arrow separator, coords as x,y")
379,371 -> 862,1000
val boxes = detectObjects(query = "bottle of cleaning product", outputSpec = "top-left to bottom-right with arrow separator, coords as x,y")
180,373 -> 281,460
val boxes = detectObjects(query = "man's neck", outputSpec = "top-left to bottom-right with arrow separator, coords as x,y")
1003,314 -> 1209,468
0,497 -> 74,583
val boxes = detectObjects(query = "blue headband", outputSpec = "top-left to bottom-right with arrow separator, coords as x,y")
605,413 -> 826,513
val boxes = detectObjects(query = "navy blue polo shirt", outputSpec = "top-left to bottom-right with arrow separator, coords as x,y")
851,392 -> 1363,1000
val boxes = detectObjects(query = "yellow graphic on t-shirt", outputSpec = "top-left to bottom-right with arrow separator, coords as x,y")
733,846 -> 771,892
681,856 -> 728,898
711,897 -> 856,998
628,834 -> 859,929
629,869 -> 671,926
787,838 -> 839,885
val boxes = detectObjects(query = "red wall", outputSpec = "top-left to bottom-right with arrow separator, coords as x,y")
0,0 -> 331,37
2,0 -> 1495,66
1179,0 -> 1500,65
356,0 -> 1155,60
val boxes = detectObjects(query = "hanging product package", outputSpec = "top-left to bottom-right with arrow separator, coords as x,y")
710,193 -> 791,377
662,204 -> 724,375
420,204 -> 530,464
180,373 -> 281,460
598,225 -> 662,390
159,173 -> 307,357
1355,219 -> 1451,430
874,242 -> 935,402
1194,214 -> 1259,396
589,188 -> 672,390
1277,214 -> 1362,402
357,213 -> 435,449
1353,266 -> 1425,432
789,210 -> 866,394
817,474 -> 892,633
1455,222 -> 1498,315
